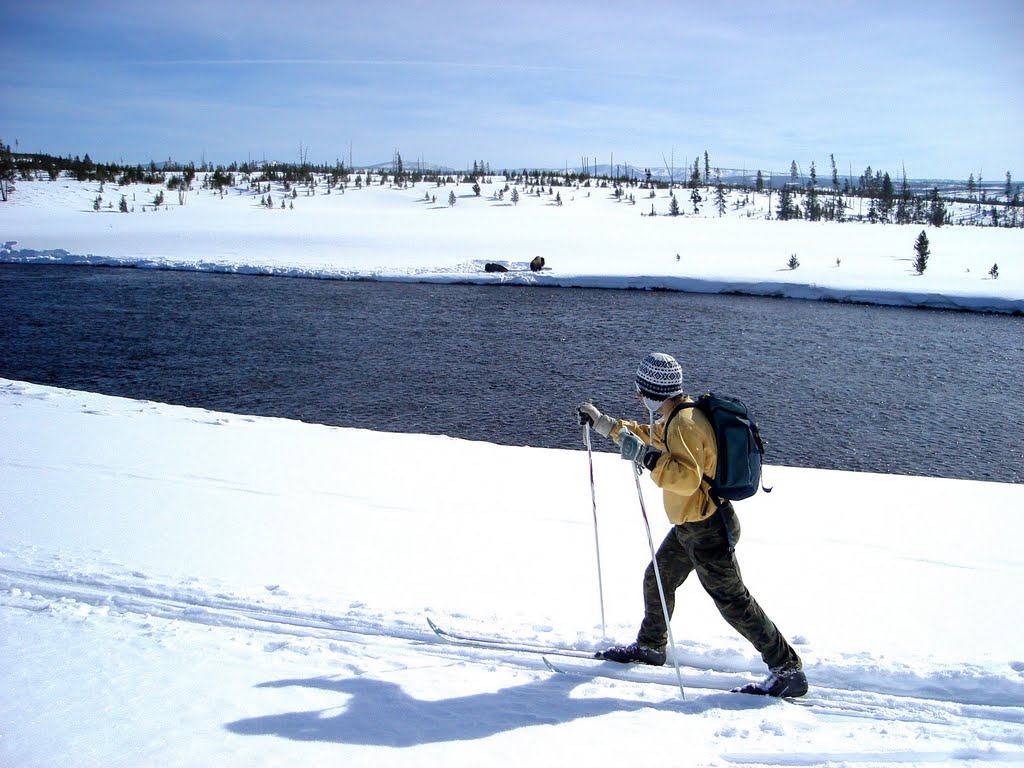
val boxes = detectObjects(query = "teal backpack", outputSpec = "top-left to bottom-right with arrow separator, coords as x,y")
670,393 -> 771,507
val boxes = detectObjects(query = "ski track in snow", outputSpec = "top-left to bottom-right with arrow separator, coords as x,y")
4,557 -> 1024,753
5,380 -> 1024,765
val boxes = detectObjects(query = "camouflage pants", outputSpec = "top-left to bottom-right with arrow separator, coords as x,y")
636,502 -> 801,671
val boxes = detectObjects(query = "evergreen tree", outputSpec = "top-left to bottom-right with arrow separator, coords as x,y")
805,185 -> 821,221
879,172 -> 895,221
929,187 -> 946,227
914,230 -> 930,274
669,194 -> 680,216
896,170 -> 911,224
860,165 -> 874,193
776,185 -> 796,220
755,170 -> 764,193
510,187 -> 519,205
0,141 -> 15,201
448,190 -> 456,206
805,162 -> 821,221
715,178 -> 726,217
81,153 -> 95,180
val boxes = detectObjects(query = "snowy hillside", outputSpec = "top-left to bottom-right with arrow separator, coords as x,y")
1,173 -> 1022,313
2,379 -> 1023,767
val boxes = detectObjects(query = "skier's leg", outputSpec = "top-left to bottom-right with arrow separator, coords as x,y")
636,526 -> 694,650
690,504 -> 801,671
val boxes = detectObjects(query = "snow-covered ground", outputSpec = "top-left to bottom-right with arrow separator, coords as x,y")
1,173 -> 1022,313
2,379 -> 1024,767
2,175 -> 1024,765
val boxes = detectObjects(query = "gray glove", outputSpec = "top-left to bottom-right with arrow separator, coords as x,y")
619,431 -> 647,462
576,402 -> 615,438
620,432 -> 662,471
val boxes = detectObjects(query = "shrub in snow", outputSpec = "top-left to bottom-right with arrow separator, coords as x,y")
914,231 -> 930,274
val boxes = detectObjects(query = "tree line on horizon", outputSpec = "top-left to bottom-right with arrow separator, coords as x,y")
1,142 -> 1021,229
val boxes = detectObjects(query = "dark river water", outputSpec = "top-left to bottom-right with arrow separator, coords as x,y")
1,264 -> 1021,483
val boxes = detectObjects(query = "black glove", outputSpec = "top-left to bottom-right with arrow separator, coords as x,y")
641,448 -> 662,472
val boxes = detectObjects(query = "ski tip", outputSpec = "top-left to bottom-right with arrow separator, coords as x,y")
426,617 -> 444,636
542,656 -> 564,674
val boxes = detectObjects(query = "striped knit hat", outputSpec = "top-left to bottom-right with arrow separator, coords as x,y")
635,353 -> 683,400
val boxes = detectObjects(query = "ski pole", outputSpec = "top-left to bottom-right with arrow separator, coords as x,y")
632,460 -> 686,701
584,424 -> 607,639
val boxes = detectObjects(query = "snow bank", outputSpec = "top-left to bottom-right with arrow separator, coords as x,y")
2,176 -> 1022,313
2,379 -> 1023,767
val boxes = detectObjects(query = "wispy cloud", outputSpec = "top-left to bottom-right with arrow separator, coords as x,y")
152,58 -> 593,74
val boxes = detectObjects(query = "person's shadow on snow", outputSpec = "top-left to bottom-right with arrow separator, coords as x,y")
225,670 -> 764,746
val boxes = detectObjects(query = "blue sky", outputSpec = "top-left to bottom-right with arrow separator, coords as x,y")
3,1 -> 1021,180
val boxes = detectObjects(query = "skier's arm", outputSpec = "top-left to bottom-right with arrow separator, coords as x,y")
609,419 -> 652,445
648,418 -> 707,499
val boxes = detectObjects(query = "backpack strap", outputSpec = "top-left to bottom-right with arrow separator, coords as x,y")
664,400 -> 694,434
664,400 -> 721,512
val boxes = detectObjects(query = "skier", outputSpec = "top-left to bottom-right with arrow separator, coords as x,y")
576,352 -> 808,698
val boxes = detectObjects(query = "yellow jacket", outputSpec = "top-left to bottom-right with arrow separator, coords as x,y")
611,399 -> 718,525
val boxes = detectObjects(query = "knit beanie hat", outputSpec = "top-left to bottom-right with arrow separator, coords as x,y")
635,352 -> 683,400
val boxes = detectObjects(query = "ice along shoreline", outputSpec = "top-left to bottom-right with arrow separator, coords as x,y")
3,248 -> 1022,315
